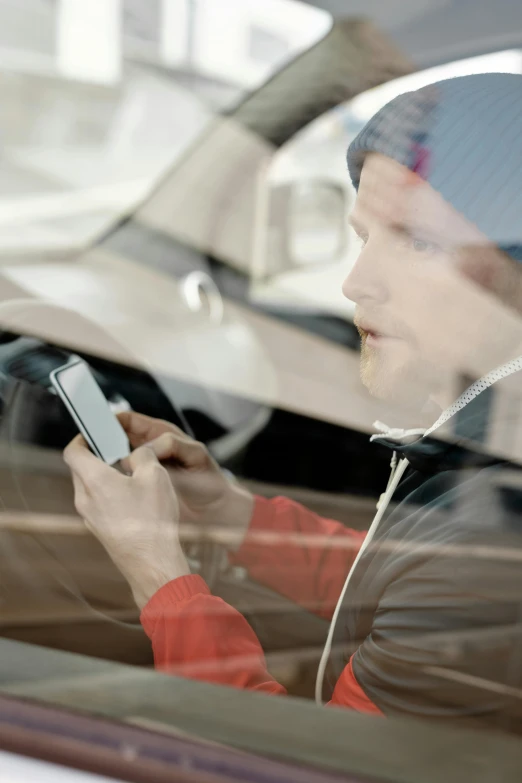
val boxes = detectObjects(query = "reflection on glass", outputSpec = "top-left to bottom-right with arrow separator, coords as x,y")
2,5 -> 522,783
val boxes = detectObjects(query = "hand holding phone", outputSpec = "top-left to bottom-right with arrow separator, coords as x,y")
50,359 -> 130,465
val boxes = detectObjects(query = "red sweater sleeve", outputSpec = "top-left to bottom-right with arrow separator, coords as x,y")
140,495 -> 375,707
141,574 -> 286,694
141,574 -> 383,714
229,495 -> 366,620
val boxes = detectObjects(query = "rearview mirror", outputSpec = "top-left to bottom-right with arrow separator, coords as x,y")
261,179 -> 349,279
288,180 -> 348,266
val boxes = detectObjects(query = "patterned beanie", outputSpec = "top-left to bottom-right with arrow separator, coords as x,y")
346,72 -> 522,262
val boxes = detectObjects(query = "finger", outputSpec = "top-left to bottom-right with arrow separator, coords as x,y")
64,434 -> 98,472
117,411 -> 188,448
64,434 -> 111,481
146,432 -> 208,469
126,444 -> 161,475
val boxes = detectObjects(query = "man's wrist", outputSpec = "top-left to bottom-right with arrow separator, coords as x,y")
129,549 -> 192,610
216,485 -> 255,551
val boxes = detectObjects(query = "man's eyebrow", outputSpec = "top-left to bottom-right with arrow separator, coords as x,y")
389,221 -> 411,237
349,214 -> 427,241
390,221 -> 441,243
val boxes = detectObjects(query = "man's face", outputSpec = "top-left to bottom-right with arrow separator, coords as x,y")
342,153 -> 493,406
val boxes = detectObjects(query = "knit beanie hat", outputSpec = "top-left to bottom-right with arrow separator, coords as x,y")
347,73 -> 522,262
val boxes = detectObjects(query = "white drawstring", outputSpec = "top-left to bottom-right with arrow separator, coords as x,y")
315,455 -> 409,705
370,420 -> 427,443
315,419 -> 417,705
424,355 -> 522,438
376,450 -> 398,511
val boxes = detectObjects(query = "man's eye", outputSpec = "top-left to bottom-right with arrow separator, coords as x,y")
412,237 -> 439,254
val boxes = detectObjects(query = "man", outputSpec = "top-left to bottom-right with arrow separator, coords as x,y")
65,73 -> 522,731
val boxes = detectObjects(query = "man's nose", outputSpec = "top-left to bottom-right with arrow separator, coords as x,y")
342,238 -> 389,305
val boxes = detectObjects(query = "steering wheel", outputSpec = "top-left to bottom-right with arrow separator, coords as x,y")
0,300 -> 226,589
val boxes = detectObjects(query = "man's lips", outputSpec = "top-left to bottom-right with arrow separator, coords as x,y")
365,331 -> 386,346
356,320 -> 400,344
357,321 -> 387,339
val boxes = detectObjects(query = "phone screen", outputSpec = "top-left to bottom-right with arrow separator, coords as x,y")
51,360 -> 130,465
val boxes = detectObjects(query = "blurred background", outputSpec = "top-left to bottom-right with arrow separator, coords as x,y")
0,0 -> 330,252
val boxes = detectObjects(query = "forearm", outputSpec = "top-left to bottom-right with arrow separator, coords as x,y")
215,484 -> 256,552
141,575 -> 287,695
230,496 -> 366,620
175,483 -> 255,552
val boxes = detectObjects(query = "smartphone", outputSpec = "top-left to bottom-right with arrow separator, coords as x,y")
50,359 -> 130,465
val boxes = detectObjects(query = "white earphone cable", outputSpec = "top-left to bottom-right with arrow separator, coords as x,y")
314,456 -> 409,705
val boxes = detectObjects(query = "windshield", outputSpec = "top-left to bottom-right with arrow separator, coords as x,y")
0,0 -> 331,253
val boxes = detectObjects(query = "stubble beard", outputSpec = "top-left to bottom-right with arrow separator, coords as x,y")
358,336 -> 449,411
